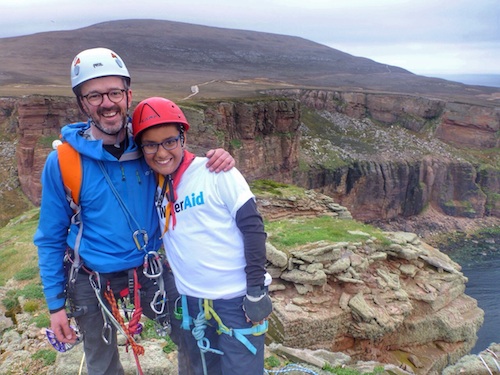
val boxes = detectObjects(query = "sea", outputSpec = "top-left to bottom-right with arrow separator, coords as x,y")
426,74 -> 500,88
439,234 -> 500,354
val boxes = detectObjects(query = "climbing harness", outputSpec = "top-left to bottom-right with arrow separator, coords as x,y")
190,299 -> 225,375
180,295 -> 269,375
56,254 -> 169,374
61,248 -> 171,370
97,162 -> 171,336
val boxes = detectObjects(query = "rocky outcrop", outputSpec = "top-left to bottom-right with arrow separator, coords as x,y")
0,282 -> 178,375
190,100 -> 301,182
436,102 -> 500,149
443,343 -> 500,375
15,95 -> 81,205
309,157 -> 497,221
260,192 -> 483,374
268,89 -> 499,150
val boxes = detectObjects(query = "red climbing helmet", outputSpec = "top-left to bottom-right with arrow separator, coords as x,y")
132,97 -> 190,140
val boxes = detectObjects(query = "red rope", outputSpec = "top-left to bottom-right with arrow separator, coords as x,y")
127,269 -> 143,335
104,274 -> 144,375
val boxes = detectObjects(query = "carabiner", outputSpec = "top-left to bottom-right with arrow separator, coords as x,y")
150,289 -> 167,315
89,272 -> 113,345
89,272 -> 101,292
143,251 -> 163,278
101,322 -> 113,345
133,229 -> 149,251
174,296 -> 183,320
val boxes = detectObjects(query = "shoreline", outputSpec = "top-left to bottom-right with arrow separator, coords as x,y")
369,207 -> 500,247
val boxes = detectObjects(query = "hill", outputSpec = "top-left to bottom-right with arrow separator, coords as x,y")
0,19 -> 499,104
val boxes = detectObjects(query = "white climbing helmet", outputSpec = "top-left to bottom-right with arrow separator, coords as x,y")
70,47 -> 130,93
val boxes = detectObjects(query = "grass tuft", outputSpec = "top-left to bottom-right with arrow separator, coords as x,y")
31,349 -> 57,366
265,216 -> 389,250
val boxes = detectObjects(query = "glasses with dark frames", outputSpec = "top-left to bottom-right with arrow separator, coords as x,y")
141,135 -> 181,154
81,89 -> 126,106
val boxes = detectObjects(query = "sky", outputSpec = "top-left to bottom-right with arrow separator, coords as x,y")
2,0 -> 499,77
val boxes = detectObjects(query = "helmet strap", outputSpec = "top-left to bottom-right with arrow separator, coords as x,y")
179,125 -> 186,147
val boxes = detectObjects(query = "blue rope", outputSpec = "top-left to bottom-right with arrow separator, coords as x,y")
191,299 -> 224,375
264,364 -> 320,375
97,161 -> 148,251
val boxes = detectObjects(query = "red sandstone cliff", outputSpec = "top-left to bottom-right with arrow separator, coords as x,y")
266,89 -> 500,225
2,92 -> 499,232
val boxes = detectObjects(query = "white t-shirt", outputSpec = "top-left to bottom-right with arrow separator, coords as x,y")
157,157 -> 255,299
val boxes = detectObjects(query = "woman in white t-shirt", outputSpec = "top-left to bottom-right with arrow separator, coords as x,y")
132,97 -> 272,375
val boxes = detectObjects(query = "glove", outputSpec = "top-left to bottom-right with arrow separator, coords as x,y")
243,286 -> 273,323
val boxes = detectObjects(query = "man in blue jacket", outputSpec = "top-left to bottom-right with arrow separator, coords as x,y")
34,47 -> 234,375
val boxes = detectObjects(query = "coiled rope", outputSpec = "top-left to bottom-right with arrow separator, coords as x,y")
190,299 -> 224,375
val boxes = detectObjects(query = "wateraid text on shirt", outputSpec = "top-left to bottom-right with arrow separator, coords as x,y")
158,191 -> 205,219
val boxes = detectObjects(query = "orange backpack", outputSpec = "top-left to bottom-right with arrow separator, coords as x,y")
56,142 -> 82,211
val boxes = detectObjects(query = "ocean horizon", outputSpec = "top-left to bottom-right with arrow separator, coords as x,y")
426,73 -> 500,88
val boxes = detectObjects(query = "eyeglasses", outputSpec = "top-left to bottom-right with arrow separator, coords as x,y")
81,89 -> 126,106
141,135 -> 180,154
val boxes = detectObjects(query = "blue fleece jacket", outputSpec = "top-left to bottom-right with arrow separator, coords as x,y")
34,121 -> 161,311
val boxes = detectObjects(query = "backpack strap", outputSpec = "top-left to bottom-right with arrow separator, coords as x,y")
56,141 -> 84,273
57,142 -> 82,210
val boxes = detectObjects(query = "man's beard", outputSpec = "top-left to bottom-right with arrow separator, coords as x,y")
93,117 -> 127,136
93,107 -> 128,136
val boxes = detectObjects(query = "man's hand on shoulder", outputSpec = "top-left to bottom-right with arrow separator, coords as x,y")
205,149 -> 235,173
